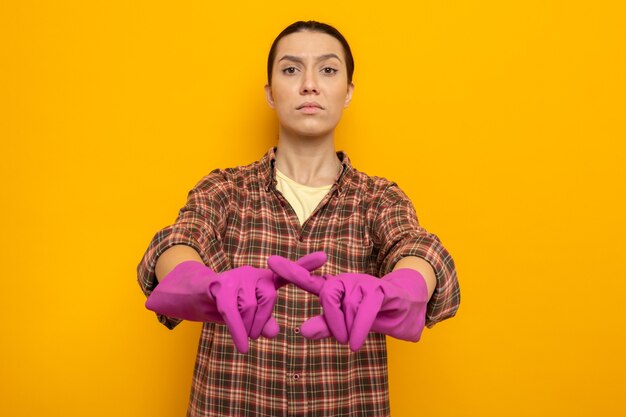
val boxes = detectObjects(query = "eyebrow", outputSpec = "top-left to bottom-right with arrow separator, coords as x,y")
278,53 -> 343,64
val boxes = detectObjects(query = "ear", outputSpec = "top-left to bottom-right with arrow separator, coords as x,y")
344,82 -> 355,108
264,84 -> 275,109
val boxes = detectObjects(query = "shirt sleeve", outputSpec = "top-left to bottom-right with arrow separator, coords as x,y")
373,185 -> 460,328
136,169 -> 233,329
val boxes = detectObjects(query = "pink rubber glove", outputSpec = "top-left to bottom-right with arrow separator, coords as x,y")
146,252 -> 327,353
268,255 -> 429,352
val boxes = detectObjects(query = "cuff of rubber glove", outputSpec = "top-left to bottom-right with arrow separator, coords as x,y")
383,268 -> 428,296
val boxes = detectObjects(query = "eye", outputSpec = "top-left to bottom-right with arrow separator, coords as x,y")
321,67 -> 339,75
281,67 -> 298,75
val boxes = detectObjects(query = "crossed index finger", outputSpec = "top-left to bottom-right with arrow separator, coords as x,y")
267,255 -> 325,295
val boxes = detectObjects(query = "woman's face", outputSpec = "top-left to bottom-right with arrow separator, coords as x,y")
265,31 -> 354,139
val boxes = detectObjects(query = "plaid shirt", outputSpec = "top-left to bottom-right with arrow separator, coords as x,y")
137,148 -> 460,417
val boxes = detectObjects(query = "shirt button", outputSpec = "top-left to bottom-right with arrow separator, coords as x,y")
293,373 -> 300,380
294,327 -> 300,334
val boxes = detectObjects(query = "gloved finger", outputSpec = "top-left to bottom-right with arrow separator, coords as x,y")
268,255 -> 325,295
300,315 -> 332,339
296,251 -> 327,272
237,280 -> 258,338
261,316 -> 280,339
348,286 -> 384,352
272,251 -> 329,289
213,286 -> 249,353
343,284 -> 364,334
320,279 -> 349,344
250,271 -> 278,339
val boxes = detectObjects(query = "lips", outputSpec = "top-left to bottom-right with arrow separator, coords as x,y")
296,102 -> 323,110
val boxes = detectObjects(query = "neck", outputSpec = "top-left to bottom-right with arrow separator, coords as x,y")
275,129 -> 341,187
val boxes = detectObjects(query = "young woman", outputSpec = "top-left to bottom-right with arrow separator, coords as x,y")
138,21 -> 460,417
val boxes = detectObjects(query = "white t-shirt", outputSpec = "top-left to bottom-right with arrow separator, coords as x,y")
275,168 -> 333,225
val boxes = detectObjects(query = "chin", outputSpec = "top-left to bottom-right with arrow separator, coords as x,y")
283,123 -> 335,139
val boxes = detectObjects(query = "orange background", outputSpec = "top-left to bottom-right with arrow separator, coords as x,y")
2,1 -> 625,416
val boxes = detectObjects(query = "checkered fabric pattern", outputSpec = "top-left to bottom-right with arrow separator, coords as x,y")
137,148 -> 460,417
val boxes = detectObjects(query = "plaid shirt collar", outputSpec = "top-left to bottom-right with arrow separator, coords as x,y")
261,147 -> 354,196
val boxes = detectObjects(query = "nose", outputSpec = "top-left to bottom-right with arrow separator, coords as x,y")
300,70 -> 319,95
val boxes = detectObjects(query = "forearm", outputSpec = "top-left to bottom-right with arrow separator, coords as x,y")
393,256 -> 436,300
155,244 -> 204,282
